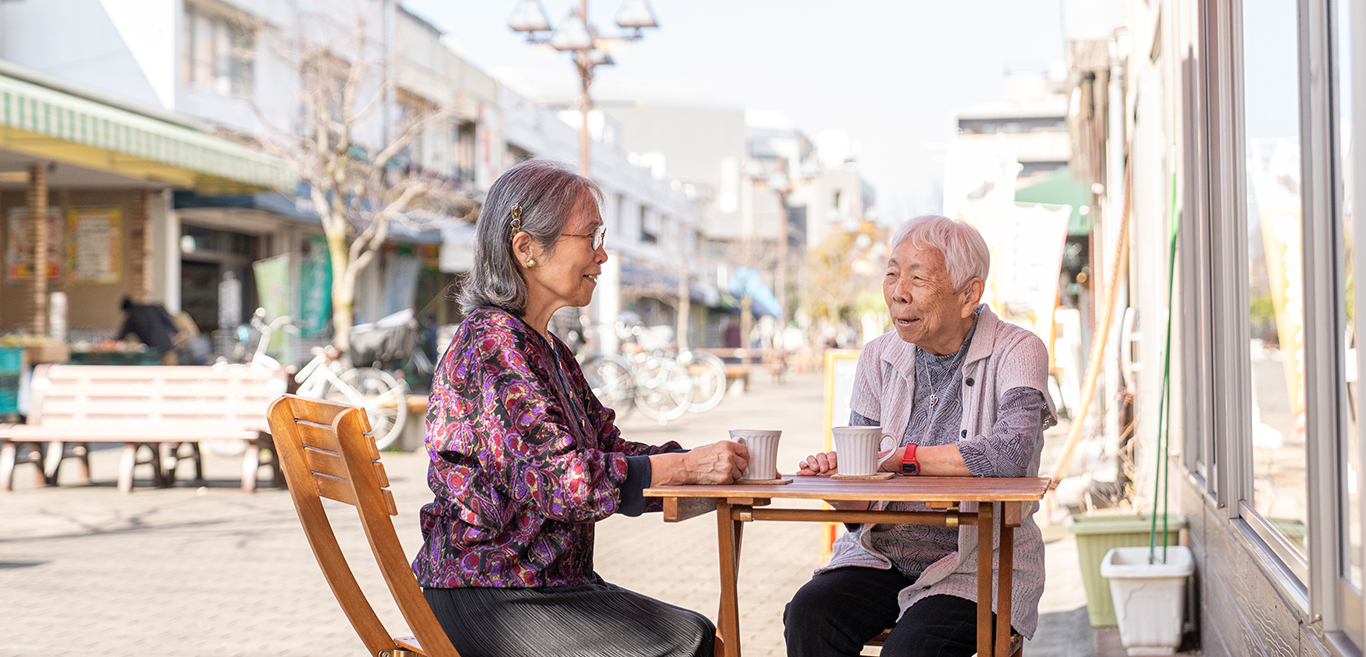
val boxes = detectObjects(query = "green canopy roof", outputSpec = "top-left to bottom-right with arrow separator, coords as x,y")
1015,166 -> 1093,236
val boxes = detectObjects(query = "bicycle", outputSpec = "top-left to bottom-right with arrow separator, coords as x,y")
678,350 -> 727,413
212,309 -> 410,451
582,348 -> 695,425
294,345 -> 408,450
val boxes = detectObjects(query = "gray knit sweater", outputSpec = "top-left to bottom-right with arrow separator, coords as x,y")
816,304 -> 1057,638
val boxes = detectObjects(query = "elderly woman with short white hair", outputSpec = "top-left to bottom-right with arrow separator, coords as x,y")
785,214 -> 1056,657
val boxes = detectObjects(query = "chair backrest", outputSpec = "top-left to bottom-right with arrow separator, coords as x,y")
267,394 -> 457,657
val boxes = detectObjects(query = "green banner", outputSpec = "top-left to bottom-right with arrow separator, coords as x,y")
253,254 -> 293,364
298,234 -> 332,338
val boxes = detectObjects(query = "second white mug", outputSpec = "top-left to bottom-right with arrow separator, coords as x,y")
831,426 -> 893,476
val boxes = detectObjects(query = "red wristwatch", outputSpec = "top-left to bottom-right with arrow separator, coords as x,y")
899,444 -> 920,476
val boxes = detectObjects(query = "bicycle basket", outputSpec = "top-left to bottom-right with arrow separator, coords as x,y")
346,320 -> 418,365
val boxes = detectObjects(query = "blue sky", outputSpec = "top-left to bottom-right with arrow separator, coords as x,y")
402,0 -> 1066,222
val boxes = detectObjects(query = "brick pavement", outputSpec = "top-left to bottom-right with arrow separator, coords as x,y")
1,370 -> 1115,657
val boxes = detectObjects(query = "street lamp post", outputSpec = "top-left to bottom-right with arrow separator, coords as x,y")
508,0 -> 658,178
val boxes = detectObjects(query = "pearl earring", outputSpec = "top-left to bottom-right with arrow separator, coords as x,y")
526,258 -> 535,267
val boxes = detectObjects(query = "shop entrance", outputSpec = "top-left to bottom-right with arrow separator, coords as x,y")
179,223 -> 260,335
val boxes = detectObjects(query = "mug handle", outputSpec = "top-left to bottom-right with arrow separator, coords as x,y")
735,435 -> 748,448
876,433 -> 899,468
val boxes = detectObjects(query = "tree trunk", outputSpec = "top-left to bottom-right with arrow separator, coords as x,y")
327,233 -> 353,352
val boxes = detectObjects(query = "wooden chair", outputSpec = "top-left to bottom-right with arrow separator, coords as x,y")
266,394 -> 458,657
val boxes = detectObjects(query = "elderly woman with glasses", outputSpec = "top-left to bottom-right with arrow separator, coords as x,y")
784,215 -> 1057,657
413,159 -> 747,657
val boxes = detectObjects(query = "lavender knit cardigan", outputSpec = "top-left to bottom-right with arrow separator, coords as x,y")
817,305 -> 1057,638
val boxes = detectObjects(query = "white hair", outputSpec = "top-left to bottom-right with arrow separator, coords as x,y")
890,214 -> 990,289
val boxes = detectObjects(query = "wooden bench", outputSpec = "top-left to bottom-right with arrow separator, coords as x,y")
0,364 -> 287,493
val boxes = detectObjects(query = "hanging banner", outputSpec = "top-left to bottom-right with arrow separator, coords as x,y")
6,206 -> 62,281
67,207 -> 122,284
942,139 -> 1020,310
253,254 -> 293,363
297,234 -> 332,338
994,203 -> 1072,349
382,254 -> 421,317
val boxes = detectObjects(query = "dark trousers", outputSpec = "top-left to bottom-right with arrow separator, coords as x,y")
424,575 -> 714,657
784,566 -> 1013,657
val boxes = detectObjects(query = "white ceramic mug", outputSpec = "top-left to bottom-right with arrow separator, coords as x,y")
729,429 -> 782,481
831,426 -> 895,476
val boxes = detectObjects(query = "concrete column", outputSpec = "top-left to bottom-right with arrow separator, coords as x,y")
26,164 -> 47,336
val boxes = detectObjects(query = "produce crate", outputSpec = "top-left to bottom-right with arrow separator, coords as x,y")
1067,513 -> 1186,627
69,350 -> 162,366
0,346 -> 21,414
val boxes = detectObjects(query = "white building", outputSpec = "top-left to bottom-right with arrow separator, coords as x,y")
0,0 -> 501,350
501,89 -> 701,352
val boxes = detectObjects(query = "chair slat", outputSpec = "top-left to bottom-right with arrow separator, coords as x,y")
296,421 -> 343,453
314,472 -> 358,507
306,447 -> 392,489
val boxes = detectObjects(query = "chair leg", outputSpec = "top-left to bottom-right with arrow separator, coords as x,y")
242,443 -> 260,494
44,441 -> 64,484
71,443 -> 90,484
160,443 -> 177,487
191,443 -> 203,482
0,441 -> 15,492
148,444 -> 165,487
118,443 -> 136,493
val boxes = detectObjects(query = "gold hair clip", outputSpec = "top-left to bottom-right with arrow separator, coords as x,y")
509,203 -> 523,244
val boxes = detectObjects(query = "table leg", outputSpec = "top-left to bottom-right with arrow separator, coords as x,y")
996,520 -> 1013,657
715,499 -> 743,657
976,502 -> 993,657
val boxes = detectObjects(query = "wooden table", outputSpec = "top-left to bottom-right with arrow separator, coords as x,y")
644,475 -> 1050,657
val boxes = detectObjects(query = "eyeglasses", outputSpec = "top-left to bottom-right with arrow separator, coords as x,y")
562,225 -> 607,250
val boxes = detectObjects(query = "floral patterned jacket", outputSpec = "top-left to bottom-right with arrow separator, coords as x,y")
412,306 -> 680,588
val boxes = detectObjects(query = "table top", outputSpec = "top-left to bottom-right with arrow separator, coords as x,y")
645,474 -> 1050,503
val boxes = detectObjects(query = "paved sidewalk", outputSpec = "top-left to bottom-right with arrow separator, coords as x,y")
1,370 -> 1121,656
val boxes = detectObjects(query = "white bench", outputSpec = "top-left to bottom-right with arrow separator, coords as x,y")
0,365 -> 286,493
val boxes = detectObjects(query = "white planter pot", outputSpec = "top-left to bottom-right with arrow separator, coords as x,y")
1100,545 -> 1194,656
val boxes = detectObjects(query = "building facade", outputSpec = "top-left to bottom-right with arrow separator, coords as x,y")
1068,0 -> 1366,653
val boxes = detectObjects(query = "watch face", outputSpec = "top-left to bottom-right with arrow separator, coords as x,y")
900,461 -> 919,476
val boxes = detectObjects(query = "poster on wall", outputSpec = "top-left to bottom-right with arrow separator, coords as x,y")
6,206 -> 62,281
67,207 -> 122,284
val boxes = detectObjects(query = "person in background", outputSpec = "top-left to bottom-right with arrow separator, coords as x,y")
117,297 -> 183,365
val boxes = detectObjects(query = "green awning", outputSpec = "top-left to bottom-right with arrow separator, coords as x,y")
0,67 -> 293,193
1015,166 -> 1093,236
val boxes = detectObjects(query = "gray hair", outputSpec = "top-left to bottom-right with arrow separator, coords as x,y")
890,214 -> 990,289
459,159 -> 602,315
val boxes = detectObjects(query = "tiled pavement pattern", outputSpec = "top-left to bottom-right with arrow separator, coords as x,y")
1,370 -> 1167,656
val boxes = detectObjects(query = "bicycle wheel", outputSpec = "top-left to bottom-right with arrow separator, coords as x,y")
680,350 -> 728,413
634,356 -> 695,424
326,367 -> 409,450
582,354 -> 636,420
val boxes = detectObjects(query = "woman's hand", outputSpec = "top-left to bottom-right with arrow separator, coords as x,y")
650,441 -> 749,486
796,451 -> 838,476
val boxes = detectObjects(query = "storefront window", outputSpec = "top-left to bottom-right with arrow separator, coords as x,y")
1242,0 -> 1307,557
1333,0 -> 1361,591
